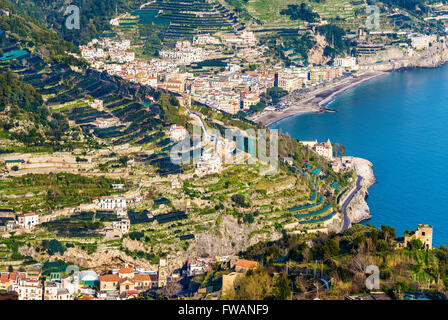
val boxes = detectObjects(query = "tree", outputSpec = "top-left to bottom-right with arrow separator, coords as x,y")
42,239 -> 65,256
273,273 -> 291,300
156,281 -> 182,298
280,3 -> 320,23
408,238 -> 423,250
392,280 -> 409,299
323,239 -> 340,259
381,225 -> 396,245
231,194 -> 248,207
236,110 -> 246,119
232,268 -> 273,300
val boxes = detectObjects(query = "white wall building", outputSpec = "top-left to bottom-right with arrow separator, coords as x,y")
96,196 -> 127,210
18,213 -> 39,230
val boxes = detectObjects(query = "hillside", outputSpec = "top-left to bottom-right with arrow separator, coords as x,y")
9,0 -> 148,45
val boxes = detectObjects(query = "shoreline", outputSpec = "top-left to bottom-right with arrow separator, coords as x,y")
249,71 -> 388,128
340,157 -> 376,231
251,45 -> 448,128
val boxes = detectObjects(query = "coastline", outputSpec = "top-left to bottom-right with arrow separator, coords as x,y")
251,39 -> 448,128
341,157 -> 376,231
250,71 -> 388,128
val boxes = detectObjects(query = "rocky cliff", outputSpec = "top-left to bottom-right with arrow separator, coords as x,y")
346,157 -> 376,226
359,39 -> 448,72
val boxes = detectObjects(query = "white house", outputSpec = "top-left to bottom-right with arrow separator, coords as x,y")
195,152 -> 222,176
169,125 -> 189,142
96,196 -> 127,210
18,213 -> 39,230
334,56 -> 357,68
301,139 -> 333,160
13,278 -> 43,300
113,219 -> 130,234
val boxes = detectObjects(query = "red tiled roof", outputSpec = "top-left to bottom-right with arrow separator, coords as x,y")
134,274 -> 150,281
126,290 -> 139,296
23,213 -> 36,217
118,267 -> 134,274
235,259 -> 258,269
77,294 -> 95,300
99,274 -> 120,282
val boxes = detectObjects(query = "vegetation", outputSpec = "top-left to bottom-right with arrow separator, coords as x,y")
280,3 -> 320,23
228,224 -> 448,299
0,173 -> 124,212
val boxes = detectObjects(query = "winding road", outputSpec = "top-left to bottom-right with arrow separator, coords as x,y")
341,175 -> 363,231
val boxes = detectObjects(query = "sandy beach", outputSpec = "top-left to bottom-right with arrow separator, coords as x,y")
249,71 -> 388,127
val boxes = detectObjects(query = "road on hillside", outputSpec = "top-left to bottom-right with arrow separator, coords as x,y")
341,175 -> 363,231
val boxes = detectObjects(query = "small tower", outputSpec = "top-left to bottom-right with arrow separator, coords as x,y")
404,224 -> 433,250
158,258 -> 168,287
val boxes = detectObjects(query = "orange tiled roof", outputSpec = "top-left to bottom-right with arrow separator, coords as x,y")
126,290 -> 139,296
0,274 -> 9,283
77,294 -> 95,300
118,267 -> 134,274
99,274 -> 120,282
134,274 -> 150,281
23,213 -> 36,217
235,259 -> 258,269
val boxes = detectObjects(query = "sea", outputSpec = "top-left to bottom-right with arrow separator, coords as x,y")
270,65 -> 448,247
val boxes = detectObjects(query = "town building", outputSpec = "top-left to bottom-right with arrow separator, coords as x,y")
222,259 -> 259,296
158,258 -> 168,287
195,152 -> 222,176
301,139 -> 333,160
0,272 -> 27,291
95,195 -> 127,210
12,278 -> 43,300
186,256 -> 214,276
112,218 -> 130,234
18,213 -> 39,230
409,34 -> 435,50
170,125 -> 189,142
404,224 -> 433,249
99,267 -> 155,298
334,56 -> 357,68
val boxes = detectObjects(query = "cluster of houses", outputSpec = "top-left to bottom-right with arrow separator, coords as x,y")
79,29 -> 359,117
188,68 -> 273,114
0,212 -> 40,232
0,260 -> 166,300
159,40 -> 209,65
0,254 -> 262,300
92,194 -> 144,238
186,256 -> 215,277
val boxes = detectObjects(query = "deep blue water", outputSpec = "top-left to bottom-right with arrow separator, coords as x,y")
271,66 -> 448,247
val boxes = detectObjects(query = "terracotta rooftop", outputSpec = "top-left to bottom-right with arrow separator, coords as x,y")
99,274 -> 120,282
235,259 -> 258,269
118,267 -> 134,274
134,274 -> 151,281
77,294 -> 95,300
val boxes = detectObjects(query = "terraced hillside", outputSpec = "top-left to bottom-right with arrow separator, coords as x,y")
244,0 -> 364,27
136,0 -> 238,45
